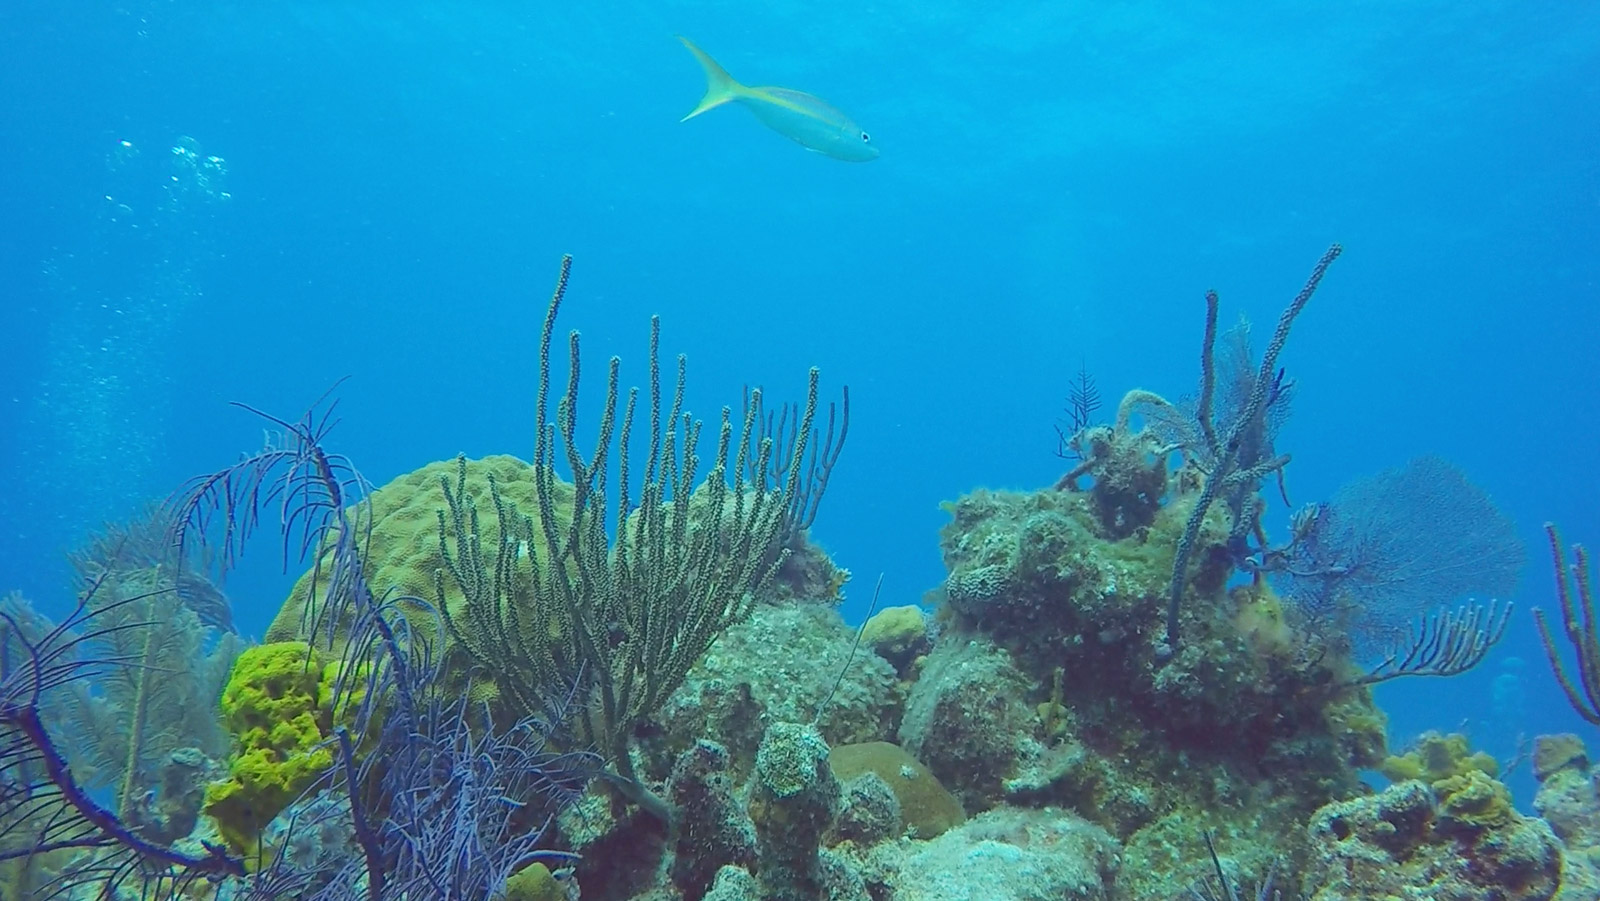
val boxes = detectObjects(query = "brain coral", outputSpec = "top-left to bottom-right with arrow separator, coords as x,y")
829,741 -> 964,839
267,454 -> 573,654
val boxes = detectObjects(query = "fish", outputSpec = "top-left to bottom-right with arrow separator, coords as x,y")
677,36 -> 878,162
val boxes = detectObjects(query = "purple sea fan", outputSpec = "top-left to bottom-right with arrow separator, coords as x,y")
1271,454 -> 1523,654
368,689 -> 592,900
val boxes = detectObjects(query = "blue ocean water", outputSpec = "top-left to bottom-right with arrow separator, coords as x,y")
0,0 -> 1596,807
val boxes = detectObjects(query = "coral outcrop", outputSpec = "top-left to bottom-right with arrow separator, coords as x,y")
896,637 -> 1033,812
202,641 -> 351,851
748,723 -> 842,901
829,741 -> 963,839
859,605 -> 932,676
919,483 -> 1384,895
1534,733 -> 1600,899
871,807 -> 1120,901
1303,777 -> 1561,900
667,741 -> 757,900
652,604 -> 905,782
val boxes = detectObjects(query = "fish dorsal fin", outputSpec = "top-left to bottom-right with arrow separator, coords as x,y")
678,36 -> 746,121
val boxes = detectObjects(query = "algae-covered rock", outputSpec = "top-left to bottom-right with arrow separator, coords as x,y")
653,604 -> 904,782
882,807 -> 1120,901
1303,778 -> 1561,900
897,637 -> 1032,813
749,722 -> 842,901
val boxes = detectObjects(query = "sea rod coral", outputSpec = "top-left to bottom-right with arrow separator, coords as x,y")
1063,244 -> 1342,656
435,255 -> 844,825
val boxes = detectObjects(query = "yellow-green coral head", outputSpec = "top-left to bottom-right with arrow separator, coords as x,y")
678,36 -> 878,162
500,863 -> 576,901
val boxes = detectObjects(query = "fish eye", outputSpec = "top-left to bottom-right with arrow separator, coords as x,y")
860,132 -> 871,142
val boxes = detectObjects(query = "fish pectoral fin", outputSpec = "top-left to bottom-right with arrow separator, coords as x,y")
678,36 -> 745,121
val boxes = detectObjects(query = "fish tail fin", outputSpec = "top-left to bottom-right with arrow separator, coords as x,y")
678,36 -> 744,121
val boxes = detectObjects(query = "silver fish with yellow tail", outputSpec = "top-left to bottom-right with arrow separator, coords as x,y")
677,36 -> 878,162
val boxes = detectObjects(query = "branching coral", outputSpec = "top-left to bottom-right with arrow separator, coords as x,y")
53,578 -> 239,835
1534,523 -> 1600,723
435,256 -> 840,823
2,507 -> 244,850
1069,245 -> 1341,656
70,504 -> 236,634
1149,245 -> 1341,657
742,380 -> 851,549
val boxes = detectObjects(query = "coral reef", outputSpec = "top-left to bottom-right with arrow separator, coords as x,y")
6,250 -> 1574,901
2,361 -> 597,899
1302,777 -> 1561,900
